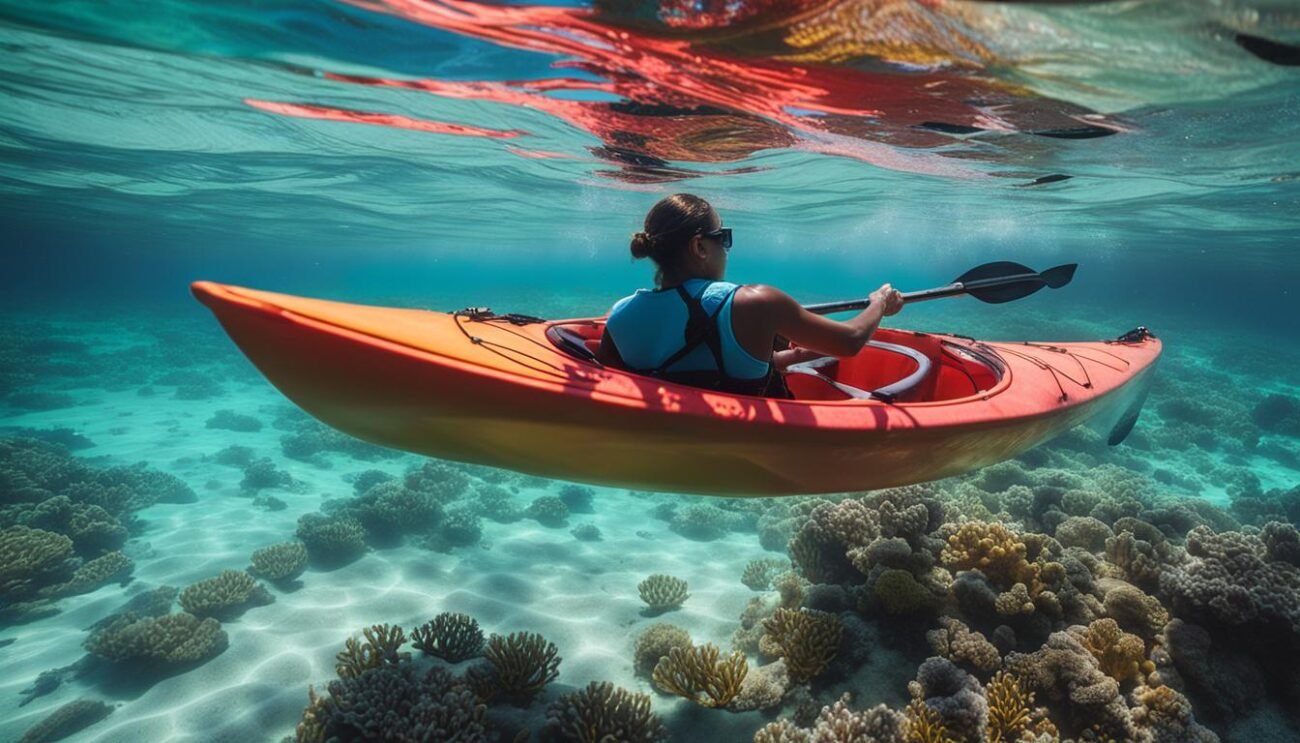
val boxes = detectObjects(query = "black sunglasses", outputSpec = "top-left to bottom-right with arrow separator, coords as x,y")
700,227 -> 733,251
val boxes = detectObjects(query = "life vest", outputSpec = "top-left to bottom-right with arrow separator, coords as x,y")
601,279 -> 791,398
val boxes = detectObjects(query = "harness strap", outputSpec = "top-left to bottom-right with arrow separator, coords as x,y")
648,283 -> 734,376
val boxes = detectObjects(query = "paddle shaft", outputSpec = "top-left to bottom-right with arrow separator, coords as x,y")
803,271 -> 1047,315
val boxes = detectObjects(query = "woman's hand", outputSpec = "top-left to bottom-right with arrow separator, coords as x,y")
869,283 -> 904,316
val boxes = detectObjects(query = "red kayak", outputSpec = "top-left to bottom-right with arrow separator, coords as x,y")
193,281 -> 1161,496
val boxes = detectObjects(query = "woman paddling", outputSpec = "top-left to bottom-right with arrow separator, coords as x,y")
598,193 -> 905,398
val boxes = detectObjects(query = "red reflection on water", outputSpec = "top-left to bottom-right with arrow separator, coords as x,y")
243,99 -> 525,138
263,0 -> 1120,181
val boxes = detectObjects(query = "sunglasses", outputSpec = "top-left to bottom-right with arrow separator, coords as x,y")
700,227 -> 733,251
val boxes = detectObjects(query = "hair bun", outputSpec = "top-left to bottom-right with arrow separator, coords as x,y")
629,231 -> 655,260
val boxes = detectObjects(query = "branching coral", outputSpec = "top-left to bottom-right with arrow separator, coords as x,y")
351,481 -> 443,536
755,693 -> 905,743
544,681 -> 666,743
49,550 -> 133,597
638,574 -> 689,611
336,623 -> 409,678
301,664 -> 485,742
248,542 -> 308,582
759,607 -> 842,682
178,570 -> 273,620
411,612 -> 483,662
652,643 -> 747,708
1101,582 -> 1169,640
985,670 -> 1034,742
479,631 -> 561,704
1003,629 -> 1135,739
904,698 -> 956,743
742,558 -> 790,590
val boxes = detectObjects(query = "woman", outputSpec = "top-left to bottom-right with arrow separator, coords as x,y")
598,193 -> 905,397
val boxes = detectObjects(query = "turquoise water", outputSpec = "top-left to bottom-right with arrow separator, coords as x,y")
2,1 -> 1299,741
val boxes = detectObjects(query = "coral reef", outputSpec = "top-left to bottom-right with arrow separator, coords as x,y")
84,612 -> 227,665
927,616 -> 1000,673
474,631 -> 561,705
411,612 -> 484,663
651,643 -> 748,708
633,623 -> 692,676
295,514 -> 368,565
247,542 -> 308,582
758,607 -> 842,682
754,693 -> 905,742
556,484 -> 596,514
570,523 -> 601,541
336,624 -> 409,678
526,496 -> 570,527
543,681 -> 666,743
178,570 -> 273,620
907,657 -> 987,742
18,698 -> 114,743
297,664 -> 486,742
742,558 -> 790,590
0,526 -> 77,602
638,574 -> 689,611
205,409 -> 261,432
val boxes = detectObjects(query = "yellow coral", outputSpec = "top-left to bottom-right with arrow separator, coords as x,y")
759,608 -> 842,682
941,522 -> 1041,592
904,698 -> 956,743
1080,619 -> 1154,685
985,671 -> 1033,742
652,643 -> 748,708
335,623 -> 407,678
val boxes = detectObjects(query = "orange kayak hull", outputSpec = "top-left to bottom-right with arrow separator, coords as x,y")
192,282 -> 1161,496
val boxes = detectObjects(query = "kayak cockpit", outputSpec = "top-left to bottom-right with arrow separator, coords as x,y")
547,321 -> 1004,404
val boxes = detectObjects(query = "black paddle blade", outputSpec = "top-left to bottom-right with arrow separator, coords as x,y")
953,261 -> 1036,284
1040,263 -> 1077,289
954,261 -> 1077,304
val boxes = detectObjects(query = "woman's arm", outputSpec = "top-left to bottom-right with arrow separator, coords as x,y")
740,283 -> 904,359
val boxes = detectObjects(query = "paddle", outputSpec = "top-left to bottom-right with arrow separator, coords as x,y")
803,261 -> 1077,316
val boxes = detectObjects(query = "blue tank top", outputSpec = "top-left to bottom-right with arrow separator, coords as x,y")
604,278 -> 770,379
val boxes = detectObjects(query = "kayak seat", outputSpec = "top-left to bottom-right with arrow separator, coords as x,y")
785,340 -> 933,401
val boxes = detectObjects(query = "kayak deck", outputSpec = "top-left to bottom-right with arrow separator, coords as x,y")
192,282 -> 1161,495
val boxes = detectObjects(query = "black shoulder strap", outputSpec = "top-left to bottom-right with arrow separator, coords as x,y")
650,283 -> 730,376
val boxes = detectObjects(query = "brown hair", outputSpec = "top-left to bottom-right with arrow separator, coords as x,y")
629,194 -> 715,284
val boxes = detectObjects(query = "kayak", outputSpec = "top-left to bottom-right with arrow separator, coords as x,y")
191,281 -> 1161,496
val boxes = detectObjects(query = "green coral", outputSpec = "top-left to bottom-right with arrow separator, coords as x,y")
758,608 -> 841,682
84,612 -> 227,665
874,568 -> 936,614
651,643 -> 748,708
741,558 -> 790,590
633,623 -> 692,676
411,612 -> 484,662
526,496 -> 570,527
248,542 -> 308,582
179,570 -> 273,619
638,574 -> 689,611
545,681 -> 666,743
